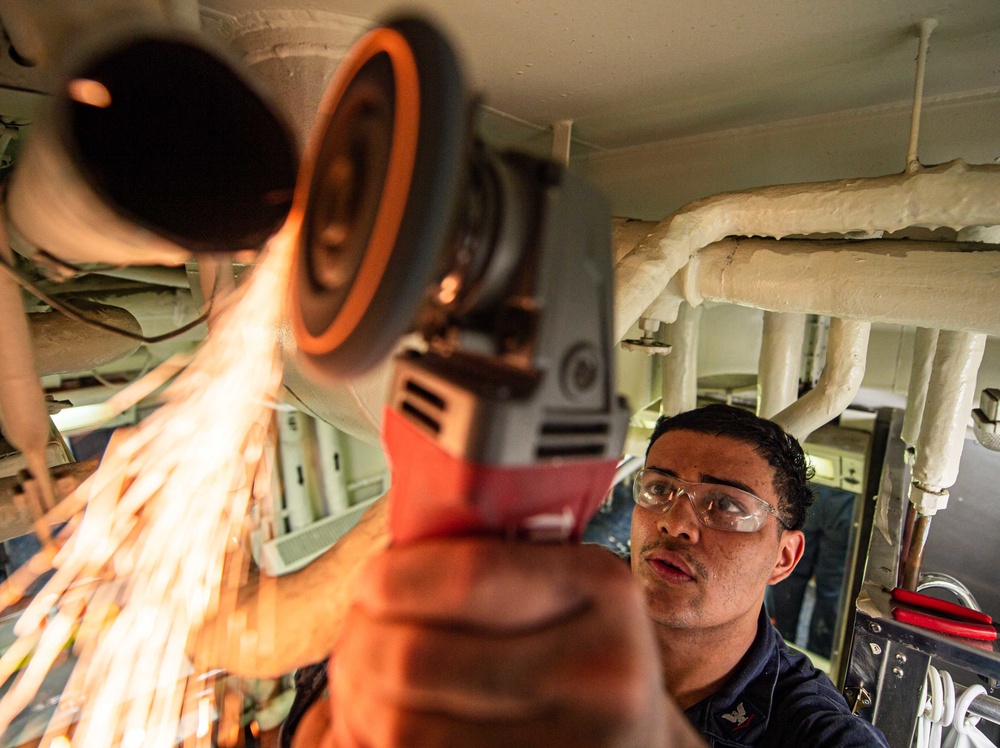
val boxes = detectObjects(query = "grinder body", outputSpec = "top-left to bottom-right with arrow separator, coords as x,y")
290,20 -> 629,543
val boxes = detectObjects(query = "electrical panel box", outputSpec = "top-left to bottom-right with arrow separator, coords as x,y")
803,424 -> 871,494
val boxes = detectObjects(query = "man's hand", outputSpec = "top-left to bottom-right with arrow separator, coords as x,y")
294,538 -> 706,747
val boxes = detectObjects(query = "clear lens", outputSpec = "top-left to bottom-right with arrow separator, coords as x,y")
632,469 -> 778,532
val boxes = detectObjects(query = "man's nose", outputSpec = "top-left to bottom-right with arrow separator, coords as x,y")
655,491 -> 701,541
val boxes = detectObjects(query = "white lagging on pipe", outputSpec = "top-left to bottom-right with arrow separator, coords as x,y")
613,160 -> 1000,343
909,331 -> 987,515
770,318 -> 870,442
660,301 -> 701,417
903,328 -> 940,449
672,238 -> 1000,336
757,312 -> 806,419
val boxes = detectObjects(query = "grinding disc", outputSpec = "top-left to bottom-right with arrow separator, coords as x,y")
290,18 -> 469,378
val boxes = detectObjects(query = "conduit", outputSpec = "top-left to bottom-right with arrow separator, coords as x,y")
660,302 -> 701,417
771,318 -> 870,442
613,160 -> 1000,342
757,312 -> 806,419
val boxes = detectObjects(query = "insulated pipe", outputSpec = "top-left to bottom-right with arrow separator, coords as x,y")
0,219 -> 57,524
757,312 -> 806,419
771,318 -> 871,442
201,8 -> 369,145
28,303 -> 141,376
910,330 -> 986,502
613,160 -> 1000,341
680,238 -> 1000,335
660,302 -> 701,417
901,327 -> 939,449
902,329 -> 986,589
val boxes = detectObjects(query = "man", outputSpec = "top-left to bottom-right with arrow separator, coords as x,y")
287,404 -> 887,747
627,404 -> 886,746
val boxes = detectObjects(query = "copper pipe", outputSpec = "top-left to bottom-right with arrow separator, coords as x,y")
899,502 -> 917,588
902,513 -> 933,590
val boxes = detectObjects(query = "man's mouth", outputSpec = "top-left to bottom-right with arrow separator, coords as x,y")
645,552 -> 697,583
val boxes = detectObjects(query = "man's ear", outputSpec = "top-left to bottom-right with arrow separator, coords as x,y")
767,530 -> 805,586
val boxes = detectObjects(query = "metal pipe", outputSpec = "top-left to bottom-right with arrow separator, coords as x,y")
771,317 -> 870,442
901,327 -> 939,449
962,687 -> 1000,726
614,160 -> 1000,341
906,19 -> 938,172
681,238 -> 1000,336
660,301 -> 701,417
757,311 -> 806,419
902,513 -> 932,590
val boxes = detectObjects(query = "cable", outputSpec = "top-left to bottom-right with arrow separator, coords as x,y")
0,252 -> 212,344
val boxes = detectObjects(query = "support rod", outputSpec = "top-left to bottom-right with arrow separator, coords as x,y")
906,19 -> 938,172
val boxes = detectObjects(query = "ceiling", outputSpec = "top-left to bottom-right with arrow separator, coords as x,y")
204,0 -> 1000,154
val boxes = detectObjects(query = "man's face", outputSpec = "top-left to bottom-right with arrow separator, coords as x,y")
630,429 -> 803,631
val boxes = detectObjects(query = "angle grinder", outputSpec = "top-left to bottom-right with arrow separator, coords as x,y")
289,17 -> 630,543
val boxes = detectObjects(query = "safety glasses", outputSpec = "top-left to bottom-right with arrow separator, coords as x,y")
632,468 -> 790,533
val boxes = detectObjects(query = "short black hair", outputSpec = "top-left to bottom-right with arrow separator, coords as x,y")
645,403 -> 814,531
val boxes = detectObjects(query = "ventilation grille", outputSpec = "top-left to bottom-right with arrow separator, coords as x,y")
261,495 -> 380,575
536,421 -> 609,459
400,379 -> 447,434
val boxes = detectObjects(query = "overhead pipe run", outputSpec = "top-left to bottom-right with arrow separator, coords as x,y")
613,160 -> 1000,342
757,312 -> 806,419
771,318 -> 870,443
676,238 -> 1000,336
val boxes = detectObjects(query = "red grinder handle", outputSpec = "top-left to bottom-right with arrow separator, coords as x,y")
382,407 -> 618,544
